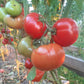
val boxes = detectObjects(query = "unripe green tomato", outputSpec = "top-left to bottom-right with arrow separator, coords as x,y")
5,0 -> 22,17
18,36 -> 35,58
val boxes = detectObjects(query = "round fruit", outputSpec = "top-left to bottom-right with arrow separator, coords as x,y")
0,8 -> 7,22
25,58 -> 33,69
0,4 -> 4,7
31,43 -> 65,71
18,36 -> 34,58
0,69 -> 4,73
4,15 -> 24,29
24,12 -> 47,39
52,18 -> 79,47
1,28 -> 5,33
5,0 -> 22,17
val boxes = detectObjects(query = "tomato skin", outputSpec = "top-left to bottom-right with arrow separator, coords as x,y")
31,43 -> 65,71
25,58 -> 33,69
24,12 -> 47,39
52,18 -> 79,47
4,15 -> 24,29
0,69 -> 4,73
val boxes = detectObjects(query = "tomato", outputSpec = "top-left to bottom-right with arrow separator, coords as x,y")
31,43 -> 65,71
25,58 -> 33,69
0,69 -> 4,73
5,0 -> 22,17
18,36 -> 35,58
0,4 -> 4,7
52,18 -> 79,47
4,15 -> 24,29
28,69 -> 45,82
1,28 -> 5,33
24,12 -> 47,39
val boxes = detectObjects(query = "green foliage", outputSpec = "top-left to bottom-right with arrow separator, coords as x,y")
58,66 -> 84,84
27,66 -> 36,81
31,0 -> 60,25
75,0 -> 84,10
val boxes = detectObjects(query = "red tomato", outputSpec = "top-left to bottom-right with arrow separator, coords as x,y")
28,69 -> 45,82
24,12 -> 47,39
0,69 -> 4,73
1,28 -> 5,33
25,58 -> 33,69
52,18 -> 79,47
31,43 -> 65,71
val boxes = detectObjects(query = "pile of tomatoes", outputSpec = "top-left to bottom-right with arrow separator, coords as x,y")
0,0 -> 79,82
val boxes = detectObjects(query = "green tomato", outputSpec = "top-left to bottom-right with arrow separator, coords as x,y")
18,36 -> 35,58
5,0 -> 22,17
0,8 -> 7,22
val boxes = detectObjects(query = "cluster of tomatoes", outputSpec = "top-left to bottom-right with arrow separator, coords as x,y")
0,0 -> 24,29
0,28 -> 13,45
21,13 -> 78,82
0,0 -> 79,82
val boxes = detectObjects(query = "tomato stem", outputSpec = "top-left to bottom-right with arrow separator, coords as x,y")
23,0 -> 29,17
50,71 -> 60,84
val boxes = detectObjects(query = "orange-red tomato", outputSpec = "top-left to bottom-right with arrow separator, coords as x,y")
4,15 -> 24,29
31,43 -> 65,71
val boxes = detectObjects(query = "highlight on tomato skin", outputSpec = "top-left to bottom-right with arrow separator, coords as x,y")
31,43 -> 65,71
25,58 -> 33,69
52,18 -> 79,47
24,12 -> 47,39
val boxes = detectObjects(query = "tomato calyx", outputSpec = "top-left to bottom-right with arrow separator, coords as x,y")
39,15 -> 56,35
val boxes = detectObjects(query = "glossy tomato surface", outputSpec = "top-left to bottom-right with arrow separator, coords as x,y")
24,12 -> 47,39
52,18 -> 79,47
31,43 -> 65,71
18,36 -> 34,58
25,58 -> 33,69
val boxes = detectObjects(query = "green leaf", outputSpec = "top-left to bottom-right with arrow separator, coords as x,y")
23,0 -> 29,17
75,0 -> 84,10
27,66 -> 36,81
42,72 -> 47,79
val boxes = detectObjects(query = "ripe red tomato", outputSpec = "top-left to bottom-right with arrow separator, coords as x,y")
1,28 -> 5,33
24,12 -> 47,39
0,69 -> 4,73
31,43 -> 65,71
28,69 -> 45,82
25,58 -> 33,69
52,18 -> 79,47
